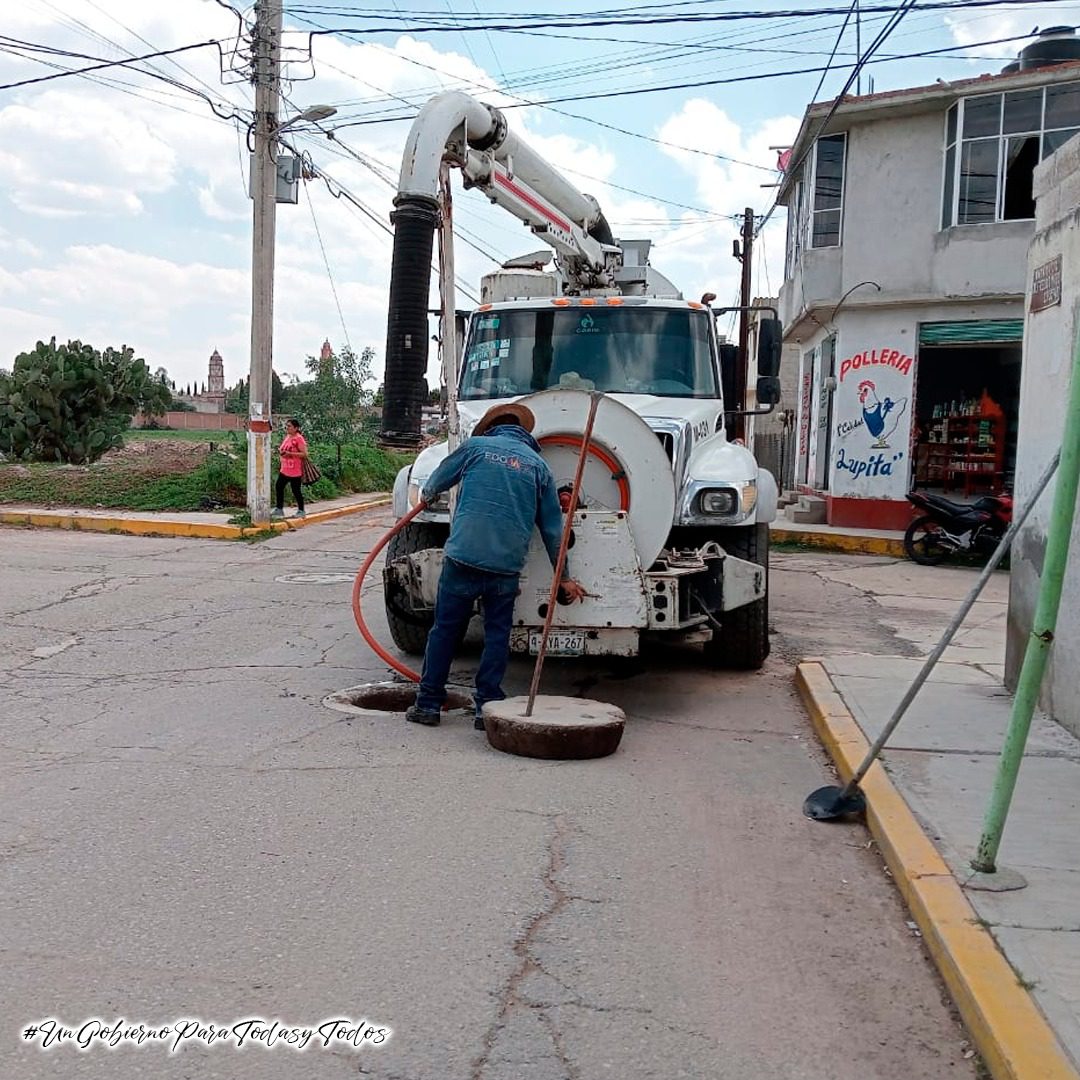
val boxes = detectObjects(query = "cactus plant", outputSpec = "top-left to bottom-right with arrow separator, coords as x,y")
0,338 -> 170,464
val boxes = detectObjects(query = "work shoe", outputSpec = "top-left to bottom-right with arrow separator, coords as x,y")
474,715 -> 486,731
270,508 -> 284,518
293,510 -> 306,519
405,705 -> 440,727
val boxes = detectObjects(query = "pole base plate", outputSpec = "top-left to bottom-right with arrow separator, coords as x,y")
962,866 -> 1028,892
803,784 -> 867,821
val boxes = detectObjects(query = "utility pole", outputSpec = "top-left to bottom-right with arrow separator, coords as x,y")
732,206 -> 755,442
247,0 -> 282,524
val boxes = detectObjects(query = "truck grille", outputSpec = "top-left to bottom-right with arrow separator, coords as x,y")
654,431 -> 674,461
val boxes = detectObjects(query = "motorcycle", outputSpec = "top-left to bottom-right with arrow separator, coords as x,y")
904,490 -> 1013,565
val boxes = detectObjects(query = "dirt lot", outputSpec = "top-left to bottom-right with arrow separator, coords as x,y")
0,438 -> 239,509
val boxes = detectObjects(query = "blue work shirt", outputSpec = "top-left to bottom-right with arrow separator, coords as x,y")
422,425 -> 566,577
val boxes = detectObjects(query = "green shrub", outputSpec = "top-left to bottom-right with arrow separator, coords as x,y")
0,338 -> 170,464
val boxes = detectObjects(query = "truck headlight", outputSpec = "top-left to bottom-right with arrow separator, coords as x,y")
699,489 -> 737,515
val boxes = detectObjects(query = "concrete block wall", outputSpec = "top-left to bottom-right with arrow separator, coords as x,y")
1006,133 -> 1080,739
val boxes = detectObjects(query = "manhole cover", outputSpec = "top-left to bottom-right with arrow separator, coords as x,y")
324,682 -> 472,717
275,572 -> 355,585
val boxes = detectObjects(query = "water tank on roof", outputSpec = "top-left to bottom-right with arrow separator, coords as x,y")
1012,26 -> 1080,72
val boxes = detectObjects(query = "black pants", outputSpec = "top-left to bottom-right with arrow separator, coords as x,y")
275,473 -> 304,512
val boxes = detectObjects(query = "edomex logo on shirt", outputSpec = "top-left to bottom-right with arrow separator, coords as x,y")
483,450 -> 527,471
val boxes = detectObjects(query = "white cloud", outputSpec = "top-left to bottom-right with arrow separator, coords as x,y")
945,6 -> 1069,59
0,1 -> 805,398
653,100 -> 798,303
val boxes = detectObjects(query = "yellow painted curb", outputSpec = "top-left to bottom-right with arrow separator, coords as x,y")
0,496 -> 391,542
771,526 -> 906,557
796,661 -> 1080,1080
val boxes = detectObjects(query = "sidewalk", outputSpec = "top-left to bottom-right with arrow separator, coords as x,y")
0,492 -> 390,540
771,519 -> 907,557
799,644 -> 1080,1078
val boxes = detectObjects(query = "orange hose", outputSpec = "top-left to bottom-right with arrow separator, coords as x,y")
538,435 -> 631,511
351,500 -> 428,683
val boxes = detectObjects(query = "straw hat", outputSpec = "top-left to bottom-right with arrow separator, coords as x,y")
472,402 -> 536,437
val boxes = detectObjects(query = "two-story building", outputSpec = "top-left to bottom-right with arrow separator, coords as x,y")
777,28 -> 1080,529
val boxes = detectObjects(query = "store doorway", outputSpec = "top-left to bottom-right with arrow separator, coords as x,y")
912,343 -> 1021,499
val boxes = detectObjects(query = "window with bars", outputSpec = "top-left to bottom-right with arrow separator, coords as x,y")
942,83 -> 1080,227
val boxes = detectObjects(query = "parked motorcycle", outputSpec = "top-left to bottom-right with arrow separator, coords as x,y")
904,490 -> 1013,565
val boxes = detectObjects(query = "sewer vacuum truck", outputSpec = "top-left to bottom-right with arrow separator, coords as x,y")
379,91 -> 783,669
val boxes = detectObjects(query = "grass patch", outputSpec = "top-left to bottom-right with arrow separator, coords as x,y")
0,436 -> 413,513
126,428 -> 230,442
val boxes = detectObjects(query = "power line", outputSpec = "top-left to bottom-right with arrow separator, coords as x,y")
325,27 -> 1049,123
294,125 -> 512,264
304,178 -> 352,349
305,29 -> 780,172
806,0 -> 860,110
757,0 -> 921,236
0,39 -> 227,94
56,0 -> 246,109
286,142 -> 483,305
294,0 -> 1063,35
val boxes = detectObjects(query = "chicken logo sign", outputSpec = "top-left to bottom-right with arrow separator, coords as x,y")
857,380 -> 907,449
832,345 -> 913,496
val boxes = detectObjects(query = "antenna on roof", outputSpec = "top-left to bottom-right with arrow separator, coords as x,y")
855,0 -> 862,94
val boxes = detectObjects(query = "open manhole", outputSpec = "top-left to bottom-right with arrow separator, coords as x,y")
324,682 -> 472,717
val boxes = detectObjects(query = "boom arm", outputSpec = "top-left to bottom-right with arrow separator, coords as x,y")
380,91 -> 620,447
397,90 -> 619,289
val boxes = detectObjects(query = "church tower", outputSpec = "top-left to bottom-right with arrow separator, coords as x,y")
204,349 -> 226,411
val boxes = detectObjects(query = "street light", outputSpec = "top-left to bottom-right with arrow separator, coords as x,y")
277,104 -> 337,133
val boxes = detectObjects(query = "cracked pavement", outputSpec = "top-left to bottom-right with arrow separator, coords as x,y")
1,516 -> 981,1078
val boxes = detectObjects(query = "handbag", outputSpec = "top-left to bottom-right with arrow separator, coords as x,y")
300,459 -> 322,485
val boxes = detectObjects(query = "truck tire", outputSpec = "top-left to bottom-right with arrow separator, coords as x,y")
702,524 -> 770,670
383,521 -> 449,656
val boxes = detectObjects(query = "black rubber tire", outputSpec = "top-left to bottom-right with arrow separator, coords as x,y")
904,515 -> 950,566
702,523 -> 770,670
383,521 -> 449,655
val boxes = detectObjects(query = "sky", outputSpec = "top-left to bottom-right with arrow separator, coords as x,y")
1,0 -> 1079,393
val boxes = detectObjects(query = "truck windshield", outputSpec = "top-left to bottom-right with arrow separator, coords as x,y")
459,307 -> 718,400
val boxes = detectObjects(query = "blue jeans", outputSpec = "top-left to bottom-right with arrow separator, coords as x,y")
416,558 -> 520,715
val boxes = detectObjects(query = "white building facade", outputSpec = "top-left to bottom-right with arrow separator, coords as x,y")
1007,132 -> 1080,739
778,48 -> 1080,528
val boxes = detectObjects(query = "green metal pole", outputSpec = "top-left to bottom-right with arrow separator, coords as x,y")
972,323 -> 1080,873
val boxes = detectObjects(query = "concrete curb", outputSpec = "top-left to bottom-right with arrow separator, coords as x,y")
771,526 -> 906,557
0,495 -> 391,541
796,661 -> 1079,1080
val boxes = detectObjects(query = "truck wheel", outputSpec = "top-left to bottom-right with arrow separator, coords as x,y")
702,524 -> 770,670
383,521 -> 448,656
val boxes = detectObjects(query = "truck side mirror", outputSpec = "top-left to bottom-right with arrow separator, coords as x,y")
757,375 -> 782,405
719,342 -> 738,411
756,318 -> 782,377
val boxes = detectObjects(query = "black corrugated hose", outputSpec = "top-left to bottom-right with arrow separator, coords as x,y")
381,196 -> 439,447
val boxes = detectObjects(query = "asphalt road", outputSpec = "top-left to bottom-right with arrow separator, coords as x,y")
0,512 -> 979,1079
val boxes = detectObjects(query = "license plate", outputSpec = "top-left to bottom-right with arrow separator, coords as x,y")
529,631 -> 585,656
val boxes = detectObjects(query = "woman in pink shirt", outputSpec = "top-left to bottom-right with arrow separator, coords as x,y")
272,417 -> 309,518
